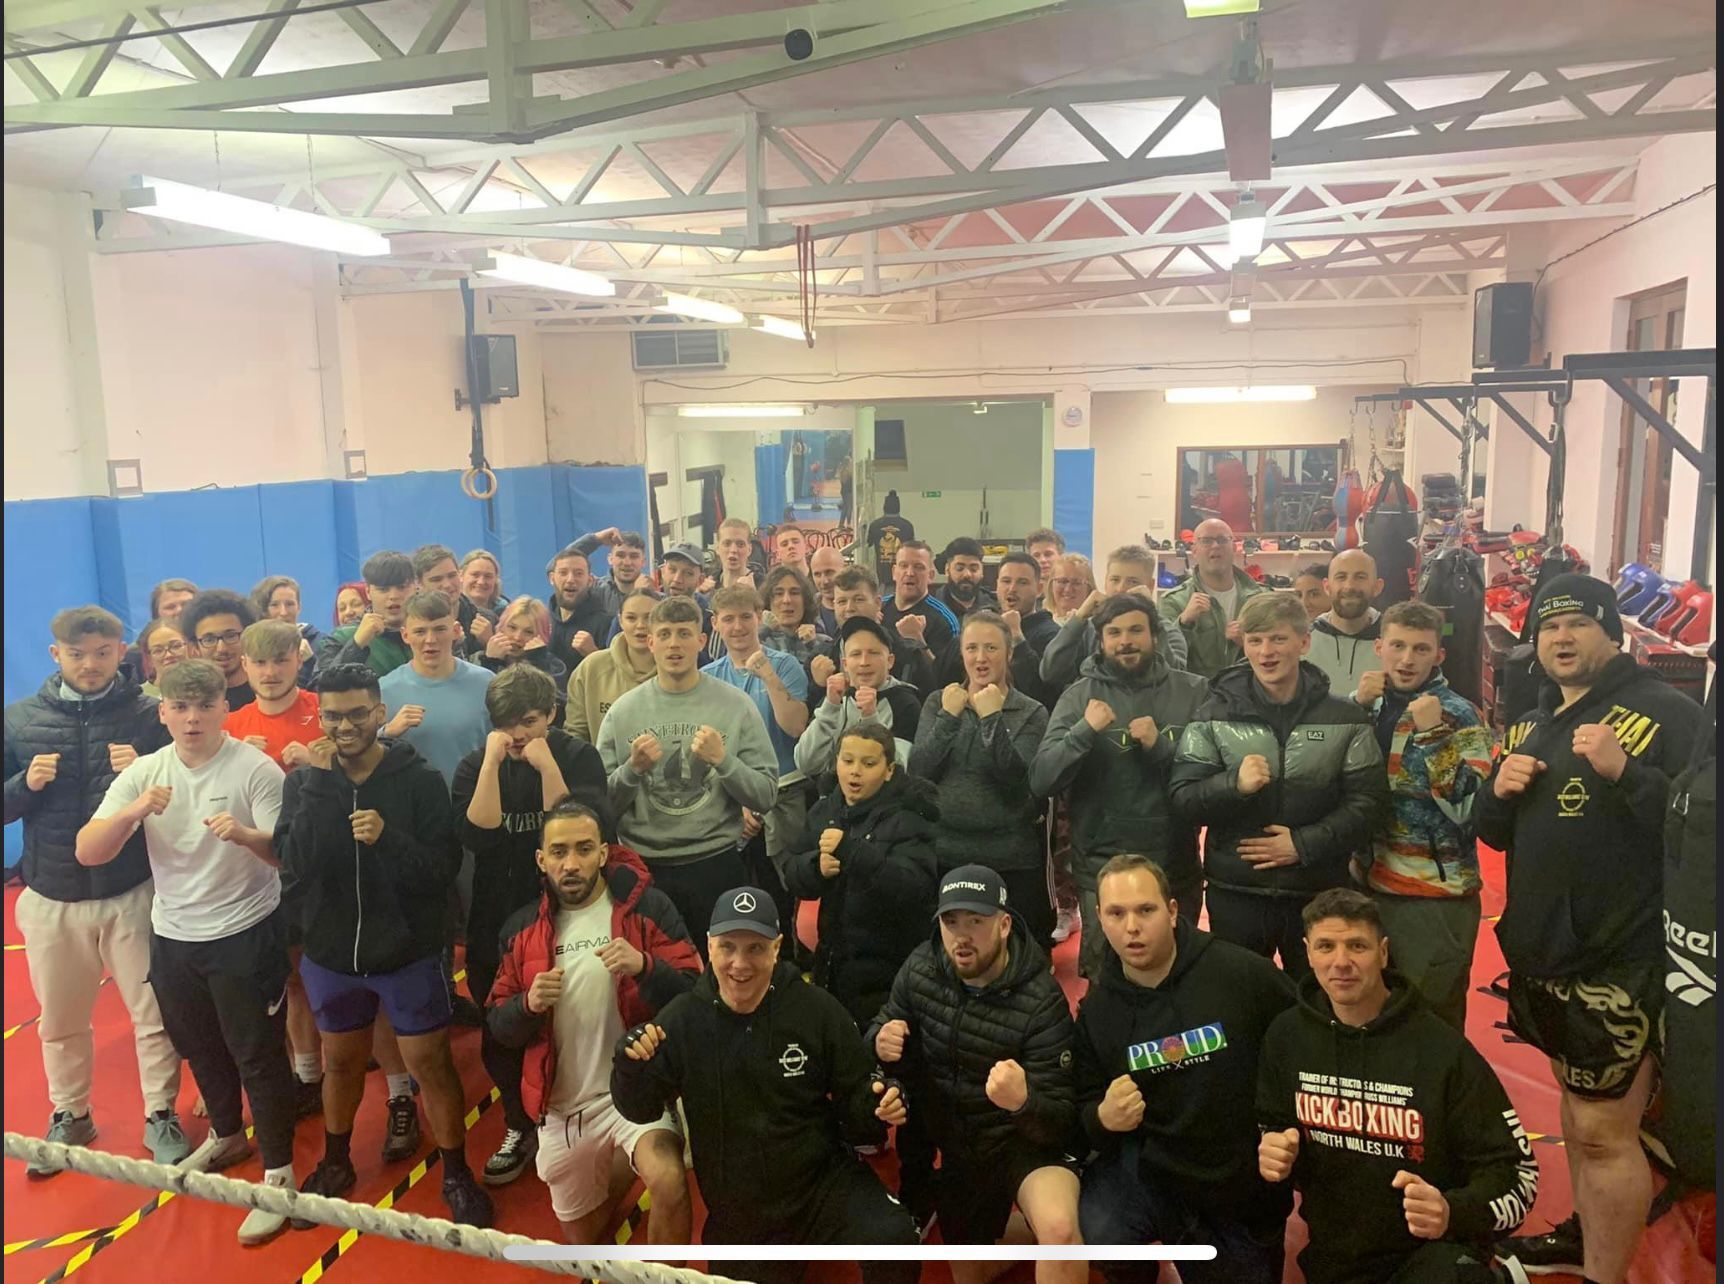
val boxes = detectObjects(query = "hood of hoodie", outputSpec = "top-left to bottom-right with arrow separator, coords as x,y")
1076,648 -> 1176,690
1291,965 -> 1418,1035
820,769 -> 940,829
691,958 -> 804,1013
1207,658 -> 1335,719
607,629 -> 658,681
1535,650 -> 1663,716
1092,912 -> 1211,996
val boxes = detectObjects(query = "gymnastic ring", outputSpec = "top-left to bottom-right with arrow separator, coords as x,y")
461,466 -> 498,500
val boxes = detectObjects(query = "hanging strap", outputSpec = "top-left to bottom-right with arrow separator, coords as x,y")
458,278 -> 497,501
1545,378 -> 1571,548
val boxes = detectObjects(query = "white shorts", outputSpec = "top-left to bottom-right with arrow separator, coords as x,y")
536,1096 -> 680,1222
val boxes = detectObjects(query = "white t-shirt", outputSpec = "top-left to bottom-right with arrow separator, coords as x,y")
546,890 -> 625,1115
94,735 -> 285,943
1210,583 -> 1240,619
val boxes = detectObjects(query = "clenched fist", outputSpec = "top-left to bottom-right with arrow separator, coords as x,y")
1097,1074 -> 1145,1133
1179,593 -> 1213,626
108,743 -> 138,773
203,812 -> 243,843
354,612 -> 388,647
690,725 -> 726,766
1408,694 -> 1443,732
350,809 -> 385,845
527,967 -> 565,1014
281,741 -> 313,769
1076,590 -> 1107,621
971,683 -> 1006,719
1492,753 -> 1545,800
26,753 -> 60,791
485,632 -> 520,660
985,1059 -> 1029,1113
1354,669 -> 1388,707
521,737 -> 557,772
572,631 -> 598,657
1084,699 -> 1117,733
1127,716 -> 1158,750
597,937 -> 646,978
1259,1127 -> 1300,1182
1237,754 -> 1272,796
1572,723 -> 1628,782
875,1019 -> 910,1063
941,684 -> 970,716
853,686 -> 878,719
133,785 -> 174,818
240,736 -> 268,754
1392,1170 -> 1450,1240
622,1022 -> 666,1062
468,614 -> 493,645
385,704 -> 425,738
305,738 -> 338,771
811,655 -> 837,686
1002,609 -> 1023,640
628,733 -> 663,775
1224,619 -> 1244,644
484,729 -> 514,764
742,650 -> 773,681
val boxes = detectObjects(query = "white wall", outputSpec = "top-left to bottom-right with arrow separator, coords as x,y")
872,400 -> 1044,549
3,185 -> 89,499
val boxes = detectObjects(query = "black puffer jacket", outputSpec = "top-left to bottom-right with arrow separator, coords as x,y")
866,911 -> 1076,1165
3,677 -> 170,903
784,773 -> 938,1022
1171,662 -> 1388,897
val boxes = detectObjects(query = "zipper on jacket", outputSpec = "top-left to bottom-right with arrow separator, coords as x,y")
352,785 -> 363,974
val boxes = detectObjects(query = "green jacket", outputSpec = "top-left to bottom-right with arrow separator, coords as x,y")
314,622 -> 411,681
1157,568 -> 1268,679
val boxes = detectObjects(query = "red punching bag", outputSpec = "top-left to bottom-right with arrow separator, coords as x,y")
1333,468 -> 1366,550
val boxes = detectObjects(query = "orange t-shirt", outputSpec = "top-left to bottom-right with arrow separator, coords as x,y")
224,688 -> 322,766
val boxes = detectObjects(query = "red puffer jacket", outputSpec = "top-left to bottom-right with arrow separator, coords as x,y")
484,844 -> 702,1123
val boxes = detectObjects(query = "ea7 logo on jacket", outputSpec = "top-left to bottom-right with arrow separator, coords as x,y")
1125,1023 -> 1227,1074
778,1043 -> 809,1077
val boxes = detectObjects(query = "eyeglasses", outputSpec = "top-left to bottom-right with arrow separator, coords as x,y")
319,706 -> 380,727
148,640 -> 187,659
1051,578 -> 1088,588
196,630 -> 244,648
1194,536 -> 1235,547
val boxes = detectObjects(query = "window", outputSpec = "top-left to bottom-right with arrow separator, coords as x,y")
1610,281 -> 1686,573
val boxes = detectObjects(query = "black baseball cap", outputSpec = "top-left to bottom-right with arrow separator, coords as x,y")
663,541 -> 704,567
708,886 -> 780,938
839,615 -> 894,651
935,865 -> 1009,918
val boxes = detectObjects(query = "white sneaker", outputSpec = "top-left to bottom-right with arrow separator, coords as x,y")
237,1169 -> 294,1246
179,1131 -> 251,1173
1050,907 -> 1080,943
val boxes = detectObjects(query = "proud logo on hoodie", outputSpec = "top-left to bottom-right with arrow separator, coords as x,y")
1125,1022 -> 1227,1074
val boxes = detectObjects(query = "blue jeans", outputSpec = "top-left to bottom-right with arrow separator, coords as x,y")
1079,1136 -> 1285,1284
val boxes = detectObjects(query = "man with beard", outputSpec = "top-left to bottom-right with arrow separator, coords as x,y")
1031,596 -> 1208,976
1171,593 -> 1388,977
1157,519 -> 1265,679
808,546 -> 845,637
182,590 -> 258,710
807,566 -> 935,705
1076,855 -> 1294,1283
1308,549 -> 1384,695
611,889 -> 918,1278
1038,545 -> 1189,689
5,606 -> 183,1174
452,664 -> 608,1185
275,664 -> 491,1228
934,538 -> 998,622
868,866 -> 1084,1278
570,527 -> 651,618
654,542 -> 723,664
544,544 -> 615,679
316,550 -> 417,679
486,800 -> 698,1244
1480,576 -> 1703,1284
883,541 -> 959,661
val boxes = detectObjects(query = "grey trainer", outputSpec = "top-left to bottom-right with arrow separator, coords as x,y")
144,1110 -> 191,1165
27,1110 -> 97,1179
179,1130 -> 252,1173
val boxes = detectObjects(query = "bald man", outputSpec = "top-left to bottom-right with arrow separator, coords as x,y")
1157,520 -> 1267,679
1307,550 -> 1384,696
809,547 -> 845,637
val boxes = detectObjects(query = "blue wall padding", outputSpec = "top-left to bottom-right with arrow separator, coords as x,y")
1053,448 -> 1096,560
4,498 -> 102,705
92,488 -> 273,631
561,465 -> 650,584
258,482 -> 343,627
337,472 -> 491,588
755,445 -> 788,527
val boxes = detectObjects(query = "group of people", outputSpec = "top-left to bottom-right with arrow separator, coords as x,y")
3,513 -> 1709,1284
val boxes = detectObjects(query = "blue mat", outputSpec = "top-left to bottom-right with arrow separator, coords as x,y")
1053,448 -> 1096,560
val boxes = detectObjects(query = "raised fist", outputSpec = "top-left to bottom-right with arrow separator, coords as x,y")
690,725 -> 726,766
628,732 -> 663,775
1237,754 -> 1272,796
1084,699 -> 1116,733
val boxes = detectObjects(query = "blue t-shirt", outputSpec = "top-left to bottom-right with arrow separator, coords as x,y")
379,659 -> 494,786
701,647 -> 808,777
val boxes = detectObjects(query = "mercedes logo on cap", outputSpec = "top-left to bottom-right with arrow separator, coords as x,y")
733,892 -> 757,914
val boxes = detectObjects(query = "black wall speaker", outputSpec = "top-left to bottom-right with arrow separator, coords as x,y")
1473,282 -> 1534,369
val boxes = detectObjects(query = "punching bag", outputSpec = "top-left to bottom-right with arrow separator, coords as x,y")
1417,546 -> 1486,706
1214,456 -> 1253,532
1363,470 -> 1420,608
1333,468 -> 1366,550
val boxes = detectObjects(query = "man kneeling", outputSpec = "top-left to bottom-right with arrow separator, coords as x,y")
1256,889 -> 1539,1283
485,800 -> 699,1243
869,865 -> 1085,1282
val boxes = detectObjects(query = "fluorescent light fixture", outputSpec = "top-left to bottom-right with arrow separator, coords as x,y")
676,404 -> 807,419
1165,386 -> 1316,404
478,252 -> 615,297
657,292 -> 745,325
752,316 -> 811,341
1229,194 -> 1267,260
131,175 -> 390,256
1228,303 -> 1252,324
1185,0 -> 1259,15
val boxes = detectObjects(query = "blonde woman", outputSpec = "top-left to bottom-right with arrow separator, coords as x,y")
1047,553 -> 1096,625
478,595 -> 567,717
459,549 -> 506,616
565,588 -> 657,744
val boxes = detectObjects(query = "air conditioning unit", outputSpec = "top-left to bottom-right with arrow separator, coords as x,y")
631,328 -> 728,370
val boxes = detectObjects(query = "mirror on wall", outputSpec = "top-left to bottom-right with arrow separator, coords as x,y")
1176,445 -> 1343,535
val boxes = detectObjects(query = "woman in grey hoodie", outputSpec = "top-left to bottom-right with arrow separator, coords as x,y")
908,610 -> 1053,945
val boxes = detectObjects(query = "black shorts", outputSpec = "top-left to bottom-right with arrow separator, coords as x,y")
1506,962 -> 1662,1100
936,1146 -> 1079,1244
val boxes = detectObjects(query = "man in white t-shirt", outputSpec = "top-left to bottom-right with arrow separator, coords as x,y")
77,659 -> 297,1248
485,800 -> 698,1244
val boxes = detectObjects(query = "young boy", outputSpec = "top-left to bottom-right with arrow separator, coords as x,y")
316,550 -> 417,679
793,616 -> 923,782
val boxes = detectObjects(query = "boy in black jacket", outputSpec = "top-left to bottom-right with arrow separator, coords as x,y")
276,664 -> 490,1228
867,865 -> 1085,1281
1256,890 -> 1538,1284
611,889 -> 918,1282
785,723 -> 938,1027
1075,855 -> 1294,1284
1478,576 -> 1704,1284
450,664 -> 607,1185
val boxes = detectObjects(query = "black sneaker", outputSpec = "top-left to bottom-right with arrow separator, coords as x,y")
483,1127 -> 537,1186
291,1157 -> 357,1229
381,1095 -> 421,1163
449,995 -> 484,1027
442,1168 -> 494,1227
294,1078 -> 324,1120
1496,1213 -> 1582,1276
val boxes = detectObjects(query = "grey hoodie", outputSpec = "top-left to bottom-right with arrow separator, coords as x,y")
792,676 -> 921,778
597,674 -> 778,863
1306,609 -> 1382,696
1038,605 -> 1189,689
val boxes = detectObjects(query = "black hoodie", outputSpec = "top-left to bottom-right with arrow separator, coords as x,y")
610,962 -> 888,1233
1256,973 -> 1539,1284
783,772 -> 938,1021
277,741 -> 460,976
1073,917 -> 1294,1213
1477,652 -> 1704,977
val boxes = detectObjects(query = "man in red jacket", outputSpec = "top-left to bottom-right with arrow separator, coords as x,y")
485,799 -> 700,1244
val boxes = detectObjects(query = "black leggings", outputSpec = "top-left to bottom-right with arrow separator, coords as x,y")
1205,887 -> 1311,977
150,911 -> 296,1169
650,847 -> 752,962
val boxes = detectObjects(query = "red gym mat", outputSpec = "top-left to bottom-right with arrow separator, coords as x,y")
3,853 -> 1713,1283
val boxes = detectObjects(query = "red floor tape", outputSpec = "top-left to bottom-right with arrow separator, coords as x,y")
3,854 -> 1712,1283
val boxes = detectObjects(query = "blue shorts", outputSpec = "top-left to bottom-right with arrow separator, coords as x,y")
299,954 -> 453,1037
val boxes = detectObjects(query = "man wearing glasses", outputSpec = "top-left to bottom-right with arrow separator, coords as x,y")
180,589 -> 258,710
275,664 -> 492,1229
1157,519 -> 1266,680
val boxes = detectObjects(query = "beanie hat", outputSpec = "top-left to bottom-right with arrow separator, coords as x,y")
1533,573 -> 1624,643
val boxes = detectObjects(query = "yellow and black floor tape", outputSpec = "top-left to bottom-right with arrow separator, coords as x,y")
2,1226 -> 116,1256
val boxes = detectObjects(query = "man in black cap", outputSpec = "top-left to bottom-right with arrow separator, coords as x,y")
610,887 -> 918,1280
867,865 -> 1085,1279
1481,573 -> 1703,1284
654,541 -> 721,663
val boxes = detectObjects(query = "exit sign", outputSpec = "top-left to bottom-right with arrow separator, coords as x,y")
922,490 -> 942,498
